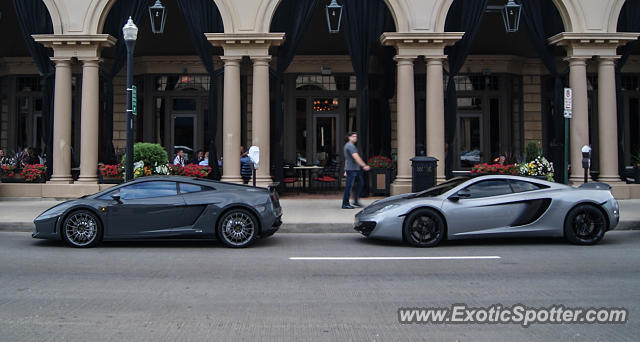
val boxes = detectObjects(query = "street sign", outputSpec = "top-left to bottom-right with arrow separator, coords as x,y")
132,85 -> 137,116
564,88 -> 572,119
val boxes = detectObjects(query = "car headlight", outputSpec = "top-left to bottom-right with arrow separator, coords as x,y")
376,204 -> 400,213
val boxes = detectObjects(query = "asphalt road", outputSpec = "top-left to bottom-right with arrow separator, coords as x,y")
1,231 -> 639,341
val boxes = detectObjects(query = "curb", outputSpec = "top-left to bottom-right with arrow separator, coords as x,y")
2,222 -> 639,233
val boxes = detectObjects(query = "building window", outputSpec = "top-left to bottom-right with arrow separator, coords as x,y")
155,75 -> 211,92
296,75 -> 357,91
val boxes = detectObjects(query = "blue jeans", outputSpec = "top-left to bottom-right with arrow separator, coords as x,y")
342,170 -> 364,206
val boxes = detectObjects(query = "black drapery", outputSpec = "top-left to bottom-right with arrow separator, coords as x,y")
177,0 -> 224,180
370,42 -> 396,157
444,0 -> 488,178
100,0 -> 150,164
13,0 -> 55,178
342,0 -> 393,160
616,1 -> 640,176
520,0 -> 566,182
270,0 -> 318,188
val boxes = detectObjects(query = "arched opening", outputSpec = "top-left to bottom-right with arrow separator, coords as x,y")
443,0 -> 567,182
1,0 -> 56,176
616,0 -> 640,172
269,0 -> 397,182
98,0 -> 225,175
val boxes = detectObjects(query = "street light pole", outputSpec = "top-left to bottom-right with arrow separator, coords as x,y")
123,17 -> 138,182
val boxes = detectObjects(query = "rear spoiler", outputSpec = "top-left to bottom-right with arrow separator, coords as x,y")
578,182 -> 611,190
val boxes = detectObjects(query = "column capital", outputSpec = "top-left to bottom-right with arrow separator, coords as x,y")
596,55 -> 620,62
50,57 -> 72,66
250,56 -> 272,65
394,55 -> 417,64
564,56 -> 589,65
380,32 -> 463,57
33,34 -> 116,59
549,32 -> 640,58
79,57 -> 102,65
220,55 -> 243,64
207,33 -> 285,58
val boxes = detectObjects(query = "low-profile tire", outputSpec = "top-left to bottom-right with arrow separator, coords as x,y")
217,209 -> 258,248
564,204 -> 607,245
61,210 -> 102,248
403,208 -> 445,248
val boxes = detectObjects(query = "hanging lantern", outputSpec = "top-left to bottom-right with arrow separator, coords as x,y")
502,0 -> 522,33
148,0 -> 167,34
325,0 -> 343,34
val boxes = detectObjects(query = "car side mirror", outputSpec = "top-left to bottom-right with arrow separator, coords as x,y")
449,189 -> 471,202
111,193 -> 122,203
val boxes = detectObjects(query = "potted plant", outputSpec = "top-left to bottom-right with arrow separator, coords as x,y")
98,163 -> 124,184
519,156 -> 555,182
20,164 -> 47,183
367,155 -> 393,196
470,163 -> 518,176
0,164 -> 21,182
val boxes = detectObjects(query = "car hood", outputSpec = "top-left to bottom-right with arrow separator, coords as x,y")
35,199 -> 82,221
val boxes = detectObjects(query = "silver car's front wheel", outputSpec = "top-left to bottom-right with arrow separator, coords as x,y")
217,209 -> 258,248
403,208 -> 445,248
61,210 -> 102,248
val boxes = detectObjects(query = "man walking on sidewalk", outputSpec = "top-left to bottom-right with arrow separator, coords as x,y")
342,131 -> 370,209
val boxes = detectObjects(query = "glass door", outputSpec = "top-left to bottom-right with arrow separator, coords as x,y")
456,113 -> 483,169
171,114 -> 196,161
311,97 -> 341,165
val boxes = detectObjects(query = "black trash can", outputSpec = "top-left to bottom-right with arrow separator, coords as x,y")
411,156 -> 438,193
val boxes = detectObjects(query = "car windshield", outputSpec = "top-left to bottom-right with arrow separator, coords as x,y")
412,177 -> 470,198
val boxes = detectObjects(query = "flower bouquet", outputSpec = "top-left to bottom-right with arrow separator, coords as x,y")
20,164 -> 47,182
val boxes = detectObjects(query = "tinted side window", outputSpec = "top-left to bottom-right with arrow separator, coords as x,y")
179,183 -> 213,194
119,181 -> 178,200
465,180 -> 513,199
510,180 -> 546,193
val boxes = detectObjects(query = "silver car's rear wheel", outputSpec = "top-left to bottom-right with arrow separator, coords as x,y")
564,204 -> 606,245
61,210 -> 102,248
403,208 -> 445,248
217,209 -> 258,248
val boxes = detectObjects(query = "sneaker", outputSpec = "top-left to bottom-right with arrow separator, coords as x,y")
342,205 -> 355,209
352,202 -> 363,208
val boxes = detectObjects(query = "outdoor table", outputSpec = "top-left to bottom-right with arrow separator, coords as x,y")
293,166 -> 323,192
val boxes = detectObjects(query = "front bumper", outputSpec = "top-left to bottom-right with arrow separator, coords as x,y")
353,210 -> 405,241
32,216 -> 61,240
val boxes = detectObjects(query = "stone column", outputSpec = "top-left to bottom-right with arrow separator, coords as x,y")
390,56 -> 416,195
77,58 -> 101,183
597,56 -> 621,183
48,58 -> 73,184
426,56 -> 447,183
567,57 -> 591,184
251,56 -> 272,187
221,56 -> 243,183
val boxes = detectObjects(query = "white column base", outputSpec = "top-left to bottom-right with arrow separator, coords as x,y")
254,176 -> 274,188
47,176 -> 73,184
75,177 -> 99,184
221,176 -> 244,184
391,176 -> 413,195
597,176 -> 623,184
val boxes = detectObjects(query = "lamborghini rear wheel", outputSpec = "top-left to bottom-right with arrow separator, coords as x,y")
217,209 -> 258,248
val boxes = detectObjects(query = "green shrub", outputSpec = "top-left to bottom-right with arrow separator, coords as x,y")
121,143 -> 168,167
525,141 -> 542,162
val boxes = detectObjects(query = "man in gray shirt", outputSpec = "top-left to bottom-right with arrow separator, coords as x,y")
342,131 -> 370,209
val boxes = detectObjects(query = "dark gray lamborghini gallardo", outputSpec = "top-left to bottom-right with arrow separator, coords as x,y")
32,176 -> 282,248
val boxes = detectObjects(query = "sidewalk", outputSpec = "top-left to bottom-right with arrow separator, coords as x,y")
1,197 -> 639,233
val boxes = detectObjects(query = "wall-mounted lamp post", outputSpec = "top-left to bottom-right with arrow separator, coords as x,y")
325,0 -> 343,34
149,0 -> 167,34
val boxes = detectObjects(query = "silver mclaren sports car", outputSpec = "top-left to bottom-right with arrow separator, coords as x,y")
354,175 -> 619,247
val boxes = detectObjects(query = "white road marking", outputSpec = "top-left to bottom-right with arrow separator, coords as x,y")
289,256 -> 501,261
